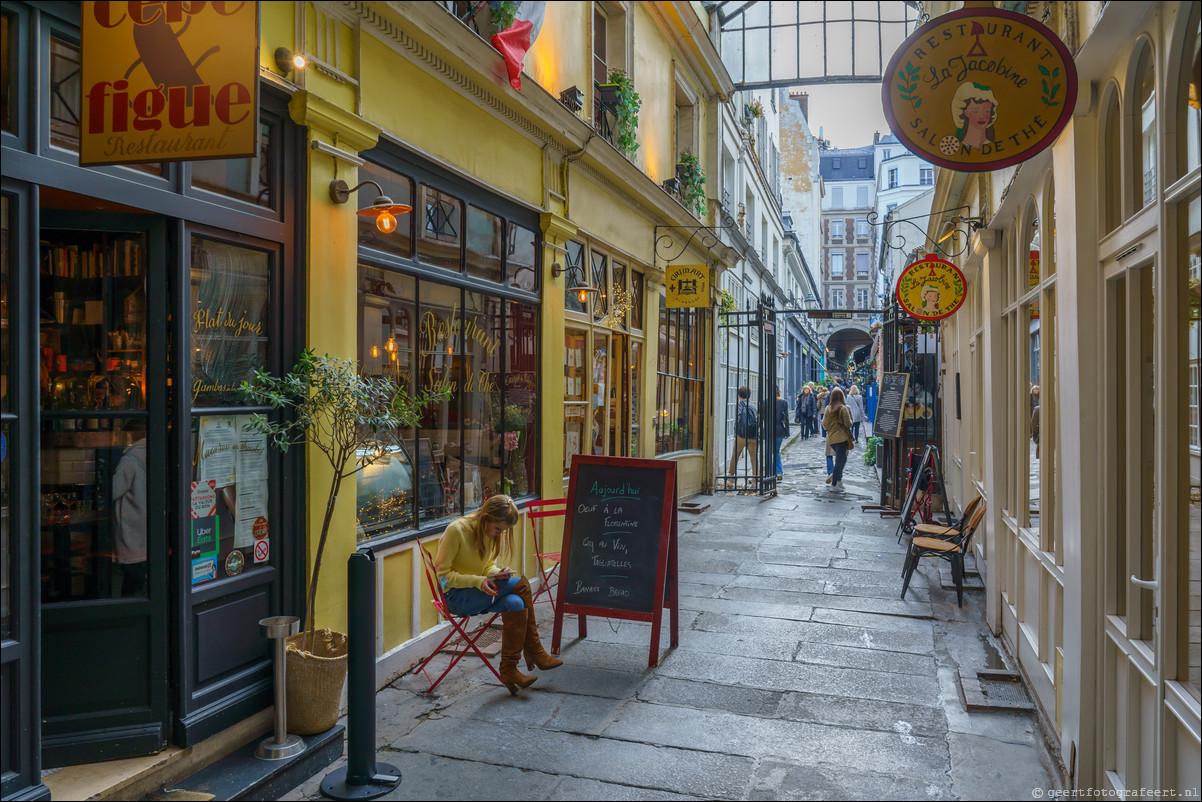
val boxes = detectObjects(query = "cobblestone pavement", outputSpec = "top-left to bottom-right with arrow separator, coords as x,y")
283,432 -> 1059,801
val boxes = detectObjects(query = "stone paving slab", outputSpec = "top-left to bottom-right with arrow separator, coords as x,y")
823,577 -> 931,602
948,731 -> 1058,800
688,612 -> 937,654
636,676 -> 785,717
601,701 -> 951,782
775,689 -> 950,737
395,717 -> 757,799
678,595 -> 815,622
441,681 -> 627,736
793,640 -> 937,675
548,776 -> 706,801
810,608 -> 936,634
747,758 -> 955,801
718,585 -> 932,619
654,650 -> 942,707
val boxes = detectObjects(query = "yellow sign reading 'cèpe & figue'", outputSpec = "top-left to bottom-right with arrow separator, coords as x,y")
81,1 -> 260,167
883,1 -> 1077,172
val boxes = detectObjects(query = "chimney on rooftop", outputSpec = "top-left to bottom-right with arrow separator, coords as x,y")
787,91 -> 810,119
874,131 -> 880,144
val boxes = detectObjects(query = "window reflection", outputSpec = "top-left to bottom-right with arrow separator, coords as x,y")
358,162 -> 414,258
418,185 -> 462,271
49,36 -> 80,152
191,122 -> 273,208
2,13 -> 15,134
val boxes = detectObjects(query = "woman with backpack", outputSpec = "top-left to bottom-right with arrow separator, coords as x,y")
728,385 -> 759,481
823,387 -> 854,490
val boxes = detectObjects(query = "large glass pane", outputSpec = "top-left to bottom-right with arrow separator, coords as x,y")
358,162 -> 414,258
1,194 -> 9,413
564,328 -> 587,477
631,271 -> 644,329
40,229 -> 147,412
591,251 -> 608,322
417,281 -> 460,524
191,122 -> 273,208
417,185 -> 462,272
506,222 -> 537,292
1187,12 -> 1201,175
465,206 -> 503,284
189,414 -> 270,587
1,13 -> 14,134
1182,191 -> 1200,702
1134,45 -> 1157,211
460,289 -> 502,506
505,300 -> 537,495
357,268 -> 417,539
1,421 -> 10,636
629,340 -> 642,455
564,240 -> 587,314
41,418 -> 146,601
190,237 -> 270,407
49,36 -> 80,152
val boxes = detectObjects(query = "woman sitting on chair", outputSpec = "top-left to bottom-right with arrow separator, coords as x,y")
434,494 -> 562,694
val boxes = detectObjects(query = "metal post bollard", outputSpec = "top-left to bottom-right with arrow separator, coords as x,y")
256,615 -> 306,760
320,548 -> 401,800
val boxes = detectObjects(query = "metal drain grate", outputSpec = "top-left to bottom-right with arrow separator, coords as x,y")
440,624 -> 502,656
960,669 -> 1035,711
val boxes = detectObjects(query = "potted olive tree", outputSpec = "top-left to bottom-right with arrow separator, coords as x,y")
240,349 -> 447,733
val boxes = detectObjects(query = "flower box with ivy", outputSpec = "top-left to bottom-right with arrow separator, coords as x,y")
747,99 -> 764,119
599,68 -> 641,157
675,149 -> 706,218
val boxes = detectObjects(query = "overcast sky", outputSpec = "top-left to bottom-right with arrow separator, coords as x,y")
797,83 -> 890,150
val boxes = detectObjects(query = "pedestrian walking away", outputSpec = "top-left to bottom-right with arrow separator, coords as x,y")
729,385 -> 760,482
434,494 -> 562,694
798,386 -> 817,440
774,388 -> 790,478
848,384 -> 866,443
823,387 -> 854,489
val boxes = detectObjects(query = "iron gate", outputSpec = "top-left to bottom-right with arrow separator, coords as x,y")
717,297 -> 778,495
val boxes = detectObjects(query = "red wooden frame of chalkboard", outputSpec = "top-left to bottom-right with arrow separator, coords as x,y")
549,455 -> 680,667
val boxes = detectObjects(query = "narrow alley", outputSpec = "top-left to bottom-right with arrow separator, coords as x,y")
283,433 -> 1058,801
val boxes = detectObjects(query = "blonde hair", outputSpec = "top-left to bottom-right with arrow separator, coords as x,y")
849,386 -> 861,395
466,494 -> 519,560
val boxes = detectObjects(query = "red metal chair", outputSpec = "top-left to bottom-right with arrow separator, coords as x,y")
414,542 -> 503,695
526,498 -> 567,614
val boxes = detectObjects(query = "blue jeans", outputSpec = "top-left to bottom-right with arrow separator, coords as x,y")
775,435 -> 785,476
444,576 -> 524,616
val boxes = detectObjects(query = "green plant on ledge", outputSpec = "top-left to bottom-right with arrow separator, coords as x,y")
675,149 -> 706,218
489,0 -> 518,32
606,68 -> 641,157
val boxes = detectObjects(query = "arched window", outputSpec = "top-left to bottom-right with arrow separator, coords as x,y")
1133,43 -> 1157,211
1102,88 -> 1122,233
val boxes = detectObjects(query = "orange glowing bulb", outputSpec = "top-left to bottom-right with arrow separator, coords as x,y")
375,211 -> 397,234
578,289 -> 589,303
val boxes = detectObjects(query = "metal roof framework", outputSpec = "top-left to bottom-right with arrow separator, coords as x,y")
709,1 -> 925,89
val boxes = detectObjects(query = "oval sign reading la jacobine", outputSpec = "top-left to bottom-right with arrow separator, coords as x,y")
883,4 -> 1078,172
897,255 -> 967,321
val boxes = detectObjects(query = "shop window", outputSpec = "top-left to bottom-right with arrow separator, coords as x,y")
466,205 -> 503,284
655,293 -> 704,454
190,237 -> 271,407
1023,201 -> 1041,531
563,240 -> 587,313
1181,190 -> 1201,701
358,162 -> 414,258
1,194 -> 10,635
1133,44 -> 1157,211
563,328 -> 587,476
590,250 -> 608,322
631,271 -> 644,329
507,222 -> 538,292
1103,90 -> 1122,232
356,267 -> 538,538
191,121 -> 274,209
2,12 -> 15,134
611,261 -> 628,329
418,185 -> 462,271
48,35 -> 79,152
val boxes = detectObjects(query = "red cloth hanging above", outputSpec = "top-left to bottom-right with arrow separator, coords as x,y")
491,19 -> 534,90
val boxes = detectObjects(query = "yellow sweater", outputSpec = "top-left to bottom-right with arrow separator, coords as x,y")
434,517 -> 504,590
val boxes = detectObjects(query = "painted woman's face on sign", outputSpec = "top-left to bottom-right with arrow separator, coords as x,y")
921,287 -> 941,312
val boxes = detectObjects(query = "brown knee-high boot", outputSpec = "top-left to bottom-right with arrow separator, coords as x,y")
512,578 -> 563,671
499,609 -> 537,694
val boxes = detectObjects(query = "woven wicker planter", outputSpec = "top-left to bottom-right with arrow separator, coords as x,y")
284,628 -> 348,734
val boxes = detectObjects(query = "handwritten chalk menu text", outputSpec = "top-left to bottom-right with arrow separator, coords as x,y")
874,372 -> 911,439
563,470 -> 664,613
552,455 -> 680,667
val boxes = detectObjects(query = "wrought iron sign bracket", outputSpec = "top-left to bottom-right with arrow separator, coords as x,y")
653,205 -> 739,264
867,205 -> 985,260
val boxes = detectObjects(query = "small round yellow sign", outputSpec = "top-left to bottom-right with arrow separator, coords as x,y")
883,4 -> 1077,172
896,255 -> 967,321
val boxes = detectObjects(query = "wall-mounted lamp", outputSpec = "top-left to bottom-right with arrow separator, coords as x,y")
559,85 -> 584,112
551,262 -> 601,304
274,47 -> 307,76
330,179 -> 412,234
661,177 -> 680,194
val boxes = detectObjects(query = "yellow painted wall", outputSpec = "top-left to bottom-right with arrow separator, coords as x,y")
382,550 -> 413,651
632,4 -> 676,182
526,2 -> 589,102
359,36 -> 543,208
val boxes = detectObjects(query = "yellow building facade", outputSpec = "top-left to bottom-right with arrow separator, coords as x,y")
273,0 -> 736,672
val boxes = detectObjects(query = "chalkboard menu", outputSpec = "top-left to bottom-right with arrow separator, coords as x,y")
874,372 -> 910,439
561,464 -> 666,612
552,455 -> 679,667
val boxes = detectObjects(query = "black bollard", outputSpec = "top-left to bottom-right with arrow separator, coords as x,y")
320,548 -> 401,800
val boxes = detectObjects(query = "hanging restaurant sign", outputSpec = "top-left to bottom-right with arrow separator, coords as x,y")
80,1 -> 260,167
665,264 -> 710,309
896,254 -> 967,321
882,1 -> 1077,172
